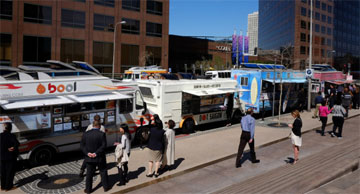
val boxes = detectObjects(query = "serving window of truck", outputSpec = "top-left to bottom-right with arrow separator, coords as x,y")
182,92 -> 225,115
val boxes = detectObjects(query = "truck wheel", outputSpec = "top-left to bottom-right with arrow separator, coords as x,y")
232,110 -> 242,124
182,119 -> 195,134
29,146 -> 55,167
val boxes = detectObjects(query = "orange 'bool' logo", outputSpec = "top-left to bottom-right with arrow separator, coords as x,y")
37,84 -> 46,94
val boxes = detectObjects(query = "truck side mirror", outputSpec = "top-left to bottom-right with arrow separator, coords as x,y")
142,102 -> 147,115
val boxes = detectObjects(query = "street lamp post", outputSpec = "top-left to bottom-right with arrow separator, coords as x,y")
112,21 -> 126,79
307,0 -> 313,111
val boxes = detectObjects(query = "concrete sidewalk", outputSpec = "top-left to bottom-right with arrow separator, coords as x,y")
7,108 -> 360,194
127,116 -> 360,194
95,108 -> 360,194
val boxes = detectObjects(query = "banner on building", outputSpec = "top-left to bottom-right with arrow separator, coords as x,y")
238,35 -> 243,65
232,34 -> 237,65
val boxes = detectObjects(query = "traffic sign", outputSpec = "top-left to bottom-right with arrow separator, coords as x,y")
306,69 -> 313,78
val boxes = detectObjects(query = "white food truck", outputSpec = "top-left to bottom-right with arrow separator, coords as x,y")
0,61 -> 149,166
137,78 -> 245,133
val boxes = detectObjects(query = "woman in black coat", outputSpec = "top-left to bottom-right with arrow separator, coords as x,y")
1,122 -> 19,191
145,115 -> 165,178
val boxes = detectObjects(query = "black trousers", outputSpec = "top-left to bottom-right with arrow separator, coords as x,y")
343,106 -> 349,117
320,116 -> 328,135
226,110 -> 232,124
236,131 -> 257,166
81,160 -> 86,171
118,153 -> 130,184
332,116 -> 344,137
85,160 -> 109,192
1,160 -> 16,190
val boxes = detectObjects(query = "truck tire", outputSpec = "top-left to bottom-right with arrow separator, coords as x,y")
29,146 -> 55,167
182,119 -> 195,134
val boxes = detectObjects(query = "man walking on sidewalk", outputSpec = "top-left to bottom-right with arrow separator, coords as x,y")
313,92 -> 324,118
235,108 -> 260,168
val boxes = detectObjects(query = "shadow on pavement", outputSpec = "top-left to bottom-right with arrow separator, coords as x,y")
15,171 -> 49,187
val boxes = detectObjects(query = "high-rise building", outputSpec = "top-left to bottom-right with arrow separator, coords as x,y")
0,0 -> 169,73
333,0 -> 360,72
259,0 -> 334,69
247,11 -> 258,55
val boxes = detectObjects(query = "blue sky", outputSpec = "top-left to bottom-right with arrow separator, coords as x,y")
169,0 -> 259,37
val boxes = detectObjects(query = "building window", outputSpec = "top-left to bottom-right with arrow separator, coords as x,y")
327,39 -> 331,46
147,0 -> 163,16
0,34 -> 11,65
61,9 -> 85,28
301,0 -> 306,2
24,3 -> 52,24
327,5 -> 332,13
145,46 -> 161,66
300,60 -> 306,69
301,7 -> 306,16
314,48 -> 319,57
327,28 -> 332,35
122,0 -> 140,11
60,39 -> 85,63
327,16 -> 332,24
315,24 -> 320,32
315,12 -> 320,20
315,0 -> 320,8
122,18 -> 140,34
121,44 -> 139,67
321,37 -> 325,45
321,26 -> 326,34
146,22 -> 162,37
23,36 -> 51,63
321,49 -> 325,57
94,14 -> 114,31
301,20 -> 306,29
94,0 -> 115,7
0,0 -> 12,20
93,41 -> 113,66
300,33 -> 306,42
321,2 -> 326,11
73,0 -> 86,2
321,14 -> 326,22
300,46 -> 306,55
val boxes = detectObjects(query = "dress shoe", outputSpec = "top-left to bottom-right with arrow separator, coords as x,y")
84,189 -> 91,193
79,169 -> 85,177
252,159 -> 260,163
154,173 -> 159,178
146,172 -> 154,177
104,187 -> 111,192
236,164 -> 241,168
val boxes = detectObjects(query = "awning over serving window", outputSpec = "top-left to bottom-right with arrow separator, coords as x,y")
183,88 -> 249,96
67,92 -> 131,103
263,79 -> 307,83
325,80 -> 354,85
1,96 -> 74,110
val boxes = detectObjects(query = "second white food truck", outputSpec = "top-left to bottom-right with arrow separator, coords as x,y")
137,78 -> 245,133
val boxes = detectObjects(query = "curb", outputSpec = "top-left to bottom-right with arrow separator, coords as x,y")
305,160 -> 359,194
113,113 -> 360,194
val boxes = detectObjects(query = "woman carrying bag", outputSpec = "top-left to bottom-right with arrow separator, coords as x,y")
114,124 -> 131,186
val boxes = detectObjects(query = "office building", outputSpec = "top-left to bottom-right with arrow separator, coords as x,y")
0,0 -> 169,73
259,0 -> 334,69
247,11 -> 258,55
333,0 -> 359,72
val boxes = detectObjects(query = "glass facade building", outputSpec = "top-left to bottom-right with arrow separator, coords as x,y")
333,0 -> 360,71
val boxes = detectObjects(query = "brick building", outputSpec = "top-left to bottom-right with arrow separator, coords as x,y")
0,0 -> 169,73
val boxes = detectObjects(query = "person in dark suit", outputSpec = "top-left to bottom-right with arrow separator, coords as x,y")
1,122 -> 19,191
81,121 -> 109,193
225,93 -> 234,127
